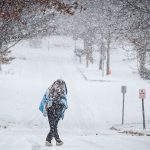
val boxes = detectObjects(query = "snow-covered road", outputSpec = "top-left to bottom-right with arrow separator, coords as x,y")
0,37 -> 150,150
0,127 -> 149,150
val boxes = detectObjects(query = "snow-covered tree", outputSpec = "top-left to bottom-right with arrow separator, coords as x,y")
56,0 -> 119,73
113,0 -> 150,79
0,0 -> 79,70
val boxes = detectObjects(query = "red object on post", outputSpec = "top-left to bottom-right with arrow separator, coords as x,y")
139,89 -> 146,99
108,69 -> 111,75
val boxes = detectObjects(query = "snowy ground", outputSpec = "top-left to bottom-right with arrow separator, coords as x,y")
0,36 -> 150,150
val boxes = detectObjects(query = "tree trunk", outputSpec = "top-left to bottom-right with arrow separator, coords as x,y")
99,56 -> 103,70
0,42 -> 2,71
0,55 -> 2,71
84,38 -> 89,68
0,63 -> 1,71
106,37 -> 111,75
86,53 -> 89,68
79,56 -> 82,64
99,42 -> 105,70
138,48 -> 146,77
139,51 -> 146,71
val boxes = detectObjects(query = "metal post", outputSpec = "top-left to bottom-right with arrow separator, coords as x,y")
121,86 -> 127,125
122,93 -> 125,125
142,99 -> 146,129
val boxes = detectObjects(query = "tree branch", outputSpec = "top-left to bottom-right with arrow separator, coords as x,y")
126,0 -> 150,14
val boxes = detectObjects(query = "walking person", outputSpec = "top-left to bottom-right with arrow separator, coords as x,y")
39,79 -> 68,146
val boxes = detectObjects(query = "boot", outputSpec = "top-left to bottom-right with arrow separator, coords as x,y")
56,139 -> 63,146
45,140 -> 53,146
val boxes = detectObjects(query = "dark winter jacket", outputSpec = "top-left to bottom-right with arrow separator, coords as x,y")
39,79 -> 68,119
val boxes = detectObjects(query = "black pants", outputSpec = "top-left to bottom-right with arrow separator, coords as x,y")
46,103 -> 63,142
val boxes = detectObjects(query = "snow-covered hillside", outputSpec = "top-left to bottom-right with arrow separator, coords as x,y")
0,36 -> 150,150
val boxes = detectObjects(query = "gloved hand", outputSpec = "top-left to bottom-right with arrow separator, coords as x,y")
43,106 -> 47,117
